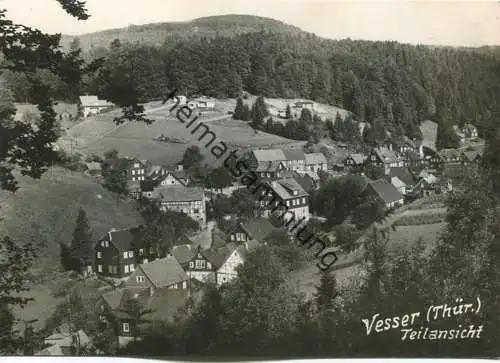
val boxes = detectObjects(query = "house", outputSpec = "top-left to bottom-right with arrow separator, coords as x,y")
282,149 -> 306,172
462,123 -> 478,140
390,177 -> 407,196
413,173 -> 440,197
171,244 -> 216,283
102,158 -> 151,182
129,181 -> 142,200
304,152 -> 328,174
344,153 -> 367,171
78,95 -> 114,118
188,96 -> 216,110
95,286 -> 200,339
188,227 -> 228,250
399,137 -> 417,154
229,218 -> 280,244
247,149 -> 287,178
294,101 -> 315,111
213,240 -> 260,286
84,162 -> 102,177
366,179 -> 404,209
460,149 -> 483,165
266,178 -> 310,224
37,324 -> 91,356
151,185 -> 206,228
293,172 -> 318,193
431,148 -> 461,170
94,227 -> 148,279
366,146 -> 402,173
126,256 -> 189,292
156,171 -> 189,187
388,167 -> 416,193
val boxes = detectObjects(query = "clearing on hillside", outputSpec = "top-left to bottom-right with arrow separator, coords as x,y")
0,167 -> 144,270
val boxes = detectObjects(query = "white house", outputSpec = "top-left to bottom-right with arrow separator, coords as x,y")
215,241 -> 259,286
78,95 -> 114,118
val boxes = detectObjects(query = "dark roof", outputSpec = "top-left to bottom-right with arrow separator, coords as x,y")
389,167 -> 416,186
102,227 -> 144,252
437,148 -> 460,161
368,179 -> 403,204
372,147 -> 398,164
138,256 -> 188,288
202,242 -> 238,269
152,185 -> 204,202
293,172 -> 315,192
171,244 -> 198,264
102,157 -> 133,170
282,149 -> 306,161
240,218 -> 279,242
347,153 -> 366,165
270,178 -> 309,200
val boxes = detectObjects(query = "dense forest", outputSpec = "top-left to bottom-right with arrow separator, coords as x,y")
5,25 -> 500,145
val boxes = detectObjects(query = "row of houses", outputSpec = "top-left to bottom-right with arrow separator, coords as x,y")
94,218 -> 280,338
343,141 -> 484,174
245,148 -> 328,180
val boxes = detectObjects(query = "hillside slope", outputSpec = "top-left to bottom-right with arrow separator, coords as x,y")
60,14 -> 307,52
0,167 -> 144,269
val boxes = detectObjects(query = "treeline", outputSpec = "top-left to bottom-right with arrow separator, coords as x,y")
5,30 -> 500,142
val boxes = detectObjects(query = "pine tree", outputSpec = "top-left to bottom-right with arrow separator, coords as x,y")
299,108 -> 313,124
251,95 -> 269,128
233,97 -> 245,120
314,271 -> 339,311
70,208 -> 94,273
285,104 -> 292,119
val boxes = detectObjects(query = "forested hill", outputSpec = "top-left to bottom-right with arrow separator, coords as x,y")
59,14 -> 306,52
7,17 -> 500,146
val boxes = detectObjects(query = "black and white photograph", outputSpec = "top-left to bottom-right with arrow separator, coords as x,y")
0,0 -> 499,359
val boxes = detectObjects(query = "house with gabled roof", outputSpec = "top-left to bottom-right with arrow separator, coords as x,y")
94,227 -> 149,279
366,146 -> 403,173
282,149 -> 306,172
36,324 -> 92,356
304,152 -> 328,174
387,167 -> 416,195
214,240 -> 260,286
365,179 -> 404,209
460,148 -> 483,165
151,185 -> 206,228
126,256 -> 189,292
95,285 -> 202,340
170,244 -> 216,283
229,218 -> 279,244
78,95 -> 114,118
102,157 -> 151,182
266,177 -> 310,224
344,153 -> 367,171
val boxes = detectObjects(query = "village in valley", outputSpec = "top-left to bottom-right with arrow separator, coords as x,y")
20,87 -> 483,353
1,7 -> 499,359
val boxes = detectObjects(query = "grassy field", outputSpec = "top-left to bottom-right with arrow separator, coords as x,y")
0,167 -> 144,267
419,120 -> 438,151
59,102 -> 302,166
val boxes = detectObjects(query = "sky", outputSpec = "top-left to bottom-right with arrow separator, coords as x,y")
0,0 -> 499,46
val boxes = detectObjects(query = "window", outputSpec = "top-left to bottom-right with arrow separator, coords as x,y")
207,262 -> 212,269
123,251 -> 128,259
182,281 -> 187,289
194,208 -> 199,214
129,264 -> 135,272
195,260 -> 205,269
123,323 -> 130,333
286,200 -> 290,207
128,251 -> 133,258
132,170 -> 136,175
97,252 -> 102,259
301,197 -> 306,204
136,276 -> 145,283
105,241 -> 109,247
139,248 -> 144,256
98,265 -> 102,272
230,235 -> 235,241
189,261 -> 194,269
101,241 -> 105,247
134,163 -> 140,168
236,234 -> 241,241
124,265 -> 129,273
